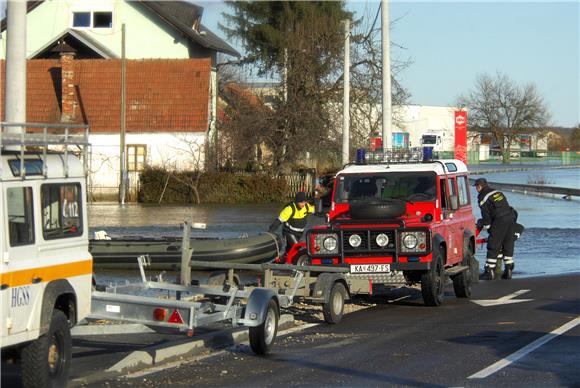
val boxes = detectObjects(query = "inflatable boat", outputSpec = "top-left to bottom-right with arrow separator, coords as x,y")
89,233 -> 280,271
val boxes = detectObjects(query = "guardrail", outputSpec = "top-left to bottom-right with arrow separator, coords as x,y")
469,179 -> 579,199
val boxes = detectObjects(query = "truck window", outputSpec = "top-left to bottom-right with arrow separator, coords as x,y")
457,176 -> 470,206
6,187 -> 35,246
335,172 -> 436,203
447,177 -> 457,198
439,179 -> 447,208
41,183 -> 83,239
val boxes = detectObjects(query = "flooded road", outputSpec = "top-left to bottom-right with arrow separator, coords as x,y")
89,168 -> 580,278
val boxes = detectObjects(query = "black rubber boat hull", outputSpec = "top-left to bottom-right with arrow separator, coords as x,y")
90,233 -> 279,270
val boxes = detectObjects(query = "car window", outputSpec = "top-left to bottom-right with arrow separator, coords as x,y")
458,176 -> 470,206
7,187 -> 35,246
42,183 -> 83,239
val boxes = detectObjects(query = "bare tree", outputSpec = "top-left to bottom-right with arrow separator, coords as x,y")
164,135 -> 206,204
458,72 -> 550,163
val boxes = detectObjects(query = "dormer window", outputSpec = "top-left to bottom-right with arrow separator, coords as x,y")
72,11 -> 113,29
72,12 -> 91,28
93,12 -> 113,28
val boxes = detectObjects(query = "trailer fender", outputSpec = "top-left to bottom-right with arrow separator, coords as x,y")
243,288 -> 279,327
313,273 -> 350,303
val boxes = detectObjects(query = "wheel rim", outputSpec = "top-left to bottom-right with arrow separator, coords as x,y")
264,308 -> 276,345
332,288 -> 343,314
48,333 -> 64,376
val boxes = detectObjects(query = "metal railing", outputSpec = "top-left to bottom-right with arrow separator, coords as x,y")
0,122 -> 90,179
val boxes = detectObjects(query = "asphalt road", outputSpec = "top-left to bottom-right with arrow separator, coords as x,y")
2,274 -> 579,387
95,274 -> 580,387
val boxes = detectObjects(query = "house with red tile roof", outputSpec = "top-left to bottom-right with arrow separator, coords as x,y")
1,0 -> 239,201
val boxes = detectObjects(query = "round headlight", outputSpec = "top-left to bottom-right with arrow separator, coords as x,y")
349,234 -> 362,248
403,234 -> 418,249
323,236 -> 338,251
376,233 -> 389,247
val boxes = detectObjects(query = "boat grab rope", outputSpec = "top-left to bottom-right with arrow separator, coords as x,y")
264,232 -> 281,260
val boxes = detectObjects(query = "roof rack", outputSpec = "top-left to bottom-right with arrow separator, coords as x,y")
1,122 -> 90,179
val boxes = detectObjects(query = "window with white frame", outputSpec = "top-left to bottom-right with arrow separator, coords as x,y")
72,11 -> 113,29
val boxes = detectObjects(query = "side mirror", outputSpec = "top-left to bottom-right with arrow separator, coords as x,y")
449,195 -> 459,211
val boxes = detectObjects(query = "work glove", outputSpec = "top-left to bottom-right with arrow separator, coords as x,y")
476,219 -> 484,231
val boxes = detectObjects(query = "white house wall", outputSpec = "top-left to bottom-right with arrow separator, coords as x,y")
88,132 -> 205,200
1,0 -> 191,59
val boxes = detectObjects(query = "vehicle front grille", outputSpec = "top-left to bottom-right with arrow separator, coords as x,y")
342,230 -> 395,252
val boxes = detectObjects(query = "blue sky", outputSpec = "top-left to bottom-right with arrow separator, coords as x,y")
197,0 -> 579,127
1,1 -> 578,127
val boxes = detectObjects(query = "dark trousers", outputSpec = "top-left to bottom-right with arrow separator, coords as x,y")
486,215 -> 516,267
283,232 -> 301,253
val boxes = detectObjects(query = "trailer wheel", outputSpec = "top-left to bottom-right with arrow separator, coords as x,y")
453,243 -> 475,298
323,282 -> 347,324
249,298 -> 279,355
421,247 -> 445,306
21,310 -> 71,388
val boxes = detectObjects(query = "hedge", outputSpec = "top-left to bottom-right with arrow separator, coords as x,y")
138,167 -> 289,204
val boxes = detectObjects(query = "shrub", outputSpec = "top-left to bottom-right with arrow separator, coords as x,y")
139,167 -> 289,204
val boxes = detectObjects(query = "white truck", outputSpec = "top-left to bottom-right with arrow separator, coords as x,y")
1,122 -> 284,388
1,123 -> 92,387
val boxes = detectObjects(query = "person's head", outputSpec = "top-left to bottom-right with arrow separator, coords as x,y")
295,191 -> 307,209
474,178 -> 488,193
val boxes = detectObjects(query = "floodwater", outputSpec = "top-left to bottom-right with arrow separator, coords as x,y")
89,168 -> 580,280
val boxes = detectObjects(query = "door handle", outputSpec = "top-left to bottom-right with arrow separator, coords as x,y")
32,277 -> 42,284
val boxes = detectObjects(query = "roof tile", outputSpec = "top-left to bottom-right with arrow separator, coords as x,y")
1,58 -> 211,133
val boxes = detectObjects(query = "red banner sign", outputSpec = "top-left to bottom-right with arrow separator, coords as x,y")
454,111 -> 468,164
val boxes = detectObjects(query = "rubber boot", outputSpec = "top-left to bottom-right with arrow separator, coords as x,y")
479,266 -> 494,280
502,263 -> 514,280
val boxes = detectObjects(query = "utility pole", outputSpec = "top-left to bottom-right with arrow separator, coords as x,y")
4,0 -> 27,132
341,19 -> 350,166
119,23 -> 127,204
381,0 -> 392,152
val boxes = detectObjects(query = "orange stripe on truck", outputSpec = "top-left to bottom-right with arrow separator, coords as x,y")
0,260 -> 93,288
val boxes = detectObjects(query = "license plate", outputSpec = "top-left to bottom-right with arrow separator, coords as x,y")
350,264 -> 391,274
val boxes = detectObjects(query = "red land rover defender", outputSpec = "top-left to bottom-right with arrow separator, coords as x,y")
286,149 -> 479,306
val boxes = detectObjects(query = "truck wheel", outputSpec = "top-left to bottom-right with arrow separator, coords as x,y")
323,282 -> 347,324
21,310 -> 71,388
249,298 -> 279,355
421,247 -> 445,306
294,253 -> 309,266
453,245 -> 475,298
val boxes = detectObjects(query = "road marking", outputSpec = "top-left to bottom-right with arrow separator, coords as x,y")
471,289 -> 533,307
468,316 -> 580,379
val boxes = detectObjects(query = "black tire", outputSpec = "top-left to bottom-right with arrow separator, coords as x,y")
453,242 -> 474,298
421,247 -> 445,306
323,282 -> 347,324
294,252 -> 309,266
249,299 -> 279,355
21,310 -> 71,388
349,199 -> 406,220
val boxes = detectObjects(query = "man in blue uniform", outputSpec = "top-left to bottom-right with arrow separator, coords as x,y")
269,191 -> 315,253
475,178 -> 519,280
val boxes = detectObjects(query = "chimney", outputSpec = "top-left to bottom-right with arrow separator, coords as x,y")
52,42 -> 77,122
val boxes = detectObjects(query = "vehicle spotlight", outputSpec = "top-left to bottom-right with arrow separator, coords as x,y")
376,233 -> 389,247
349,234 -> 362,248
